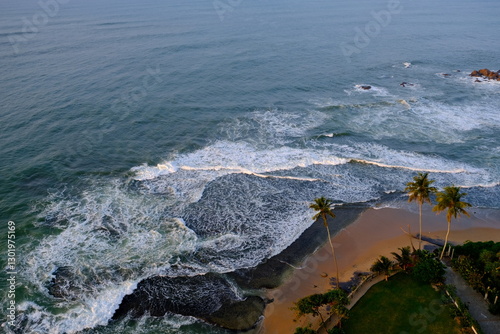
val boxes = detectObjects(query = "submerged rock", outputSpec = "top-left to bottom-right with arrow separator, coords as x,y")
204,296 -> 265,331
48,266 -> 83,300
112,273 -> 265,331
400,82 -> 414,87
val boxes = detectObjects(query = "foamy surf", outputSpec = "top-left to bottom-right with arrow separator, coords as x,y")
132,141 -> 350,182
10,281 -> 137,334
17,143 -> 497,333
17,93 -> 499,334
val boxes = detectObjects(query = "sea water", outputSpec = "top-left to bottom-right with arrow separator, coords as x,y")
1,0 -> 499,333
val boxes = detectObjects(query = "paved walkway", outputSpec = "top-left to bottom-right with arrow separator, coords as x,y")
317,274 -> 386,334
444,265 -> 500,334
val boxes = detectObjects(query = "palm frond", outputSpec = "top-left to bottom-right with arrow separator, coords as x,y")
433,186 -> 471,222
309,196 -> 336,221
405,172 -> 437,204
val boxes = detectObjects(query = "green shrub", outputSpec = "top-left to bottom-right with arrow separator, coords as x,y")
294,327 -> 316,334
488,302 -> 500,315
293,289 -> 349,325
412,257 -> 446,284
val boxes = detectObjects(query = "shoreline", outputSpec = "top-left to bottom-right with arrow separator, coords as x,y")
229,204 -> 369,290
259,205 -> 500,333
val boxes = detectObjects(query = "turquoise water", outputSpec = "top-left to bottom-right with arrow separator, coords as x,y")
1,0 -> 499,333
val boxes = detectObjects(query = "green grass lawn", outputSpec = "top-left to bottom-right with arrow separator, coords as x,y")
342,272 -> 461,334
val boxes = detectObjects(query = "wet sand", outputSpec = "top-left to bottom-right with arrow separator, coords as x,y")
260,205 -> 500,333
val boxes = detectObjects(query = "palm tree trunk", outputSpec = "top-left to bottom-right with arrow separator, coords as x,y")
440,219 -> 451,260
325,223 -> 340,289
419,202 -> 422,250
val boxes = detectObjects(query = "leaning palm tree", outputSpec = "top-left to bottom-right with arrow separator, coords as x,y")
310,197 -> 340,289
370,256 -> 393,281
433,186 -> 471,260
405,172 -> 437,250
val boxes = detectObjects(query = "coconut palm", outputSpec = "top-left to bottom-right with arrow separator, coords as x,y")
310,197 -> 340,289
391,246 -> 412,271
405,172 -> 437,250
433,186 -> 471,260
370,256 -> 394,281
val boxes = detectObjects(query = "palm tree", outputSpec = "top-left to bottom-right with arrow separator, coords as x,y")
405,172 -> 437,250
310,197 -> 340,289
391,246 -> 412,271
370,256 -> 394,281
433,186 -> 471,260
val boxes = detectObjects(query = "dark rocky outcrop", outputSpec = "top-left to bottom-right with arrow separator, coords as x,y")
112,273 -> 265,331
48,266 -> 83,300
204,296 -> 265,331
470,68 -> 500,81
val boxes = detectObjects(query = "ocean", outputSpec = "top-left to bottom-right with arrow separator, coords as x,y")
1,0 -> 499,333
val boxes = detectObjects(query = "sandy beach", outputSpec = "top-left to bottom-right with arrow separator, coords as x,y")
260,205 -> 500,333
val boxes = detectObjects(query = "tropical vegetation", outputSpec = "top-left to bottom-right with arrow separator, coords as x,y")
405,172 -> 437,250
432,186 -> 472,259
294,177 -> 481,333
391,246 -> 412,271
293,327 -> 316,334
292,289 -> 349,329
452,241 -> 500,314
310,197 -> 340,289
370,256 -> 393,281
412,255 -> 446,284
370,248 -> 445,284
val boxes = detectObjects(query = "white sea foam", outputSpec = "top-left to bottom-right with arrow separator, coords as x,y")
13,282 -> 138,334
132,141 -> 349,182
22,97 -> 498,333
218,108 -> 330,146
19,180 -> 203,332
413,100 -> 500,132
132,137 -> 493,204
57,281 -> 138,333
342,97 -> 500,144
